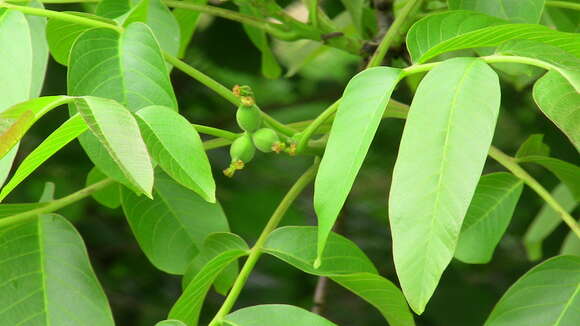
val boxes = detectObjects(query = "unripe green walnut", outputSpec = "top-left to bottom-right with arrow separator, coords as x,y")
252,128 -> 283,153
230,133 -> 255,163
236,104 -> 262,132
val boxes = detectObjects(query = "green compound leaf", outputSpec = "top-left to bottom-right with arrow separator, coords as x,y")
86,166 -> 121,209
314,67 -> 402,263
455,173 -> 524,264
182,232 -> 247,296
389,57 -> 501,314
485,255 -> 580,326
223,305 -> 337,326
75,96 -> 153,197
448,0 -> 546,23
135,105 -> 215,203
0,114 -> 87,202
169,249 -> 249,325
263,226 -> 415,326
533,71 -> 580,152
406,11 -> 580,63
0,214 -> 115,326
68,23 -> 176,193
121,170 -> 230,274
524,184 -> 578,261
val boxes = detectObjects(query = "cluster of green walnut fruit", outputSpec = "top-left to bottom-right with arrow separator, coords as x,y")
223,85 -> 296,177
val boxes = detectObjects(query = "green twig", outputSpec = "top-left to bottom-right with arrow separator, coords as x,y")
193,124 -> 240,140
208,160 -> 320,326
0,178 -> 114,228
488,147 -> 580,239
545,1 -> 580,10
296,100 -> 339,153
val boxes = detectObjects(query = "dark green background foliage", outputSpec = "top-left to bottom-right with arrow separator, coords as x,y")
1,0 -> 579,325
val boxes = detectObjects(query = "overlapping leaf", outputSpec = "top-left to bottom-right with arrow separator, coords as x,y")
0,214 -> 115,325
516,134 -> 550,158
448,0 -> 546,23
524,184 -> 578,260
263,226 -> 415,326
389,58 -> 501,314
0,114 -> 87,202
455,173 -> 523,264
533,71 -> 580,151
182,232 -> 246,295
485,255 -> 580,326
223,305 -> 337,326
406,11 -> 580,63
135,105 -> 215,202
314,67 -> 402,263
121,170 -> 230,274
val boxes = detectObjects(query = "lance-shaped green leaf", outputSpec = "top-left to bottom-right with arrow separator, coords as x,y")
121,170 -> 230,274
46,13 -> 115,66
0,214 -> 115,325
389,58 -> 501,314
533,71 -> 580,152
455,173 -> 524,264
560,227 -> 580,256
485,255 -> 580,326
517,155 -> 580,201
238,3 -> 281,79
223,305 -> 337,326
75,96 -> 153,197
314,67 -> 402,263
516,134 -> 550,158
169,249 -> 249,325
68,23 -> 175,194
0,96 -> 72,159
263,226 -> 415,326
448,0 -> 546,23
0,203 -> 44,217
496,40 -> 580,92
406,11 -> 580,63
0,114 -> 87,202
86,167 -> 121,209
0,146 -> 18,188
135,105 -> 215,202
524,184 -> 578,260
173,0 -> 208,57
96,0 -> 180,56
182,232 -> 246,295
26,0 -> 49,98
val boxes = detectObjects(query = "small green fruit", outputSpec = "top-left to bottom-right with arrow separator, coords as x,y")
252,128 -> 281,153
236,104 -> 262,132
230,133 -> 255,163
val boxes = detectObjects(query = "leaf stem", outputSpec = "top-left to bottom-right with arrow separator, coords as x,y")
208,160 -> 320,325
367,0 -> 425,68
489,148 -> 580,238
545,1 -> 580,10
296,100 -> 339,153
0,2 -> 122,31
192,124 -> 240,140
0,178 -> 114,228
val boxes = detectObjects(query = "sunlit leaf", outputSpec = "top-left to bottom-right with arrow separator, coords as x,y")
485,255 -> 580,326
223,305 -> 337,326
455,173 -> 523,264
406,11 -> 580,63
389,57 -> 501,314
0,114 -> 87,202
135,105 -> 215,202
448,0 -> 546,23
121,170 -> 230,274
533,71 -> 580,152
315,67 -> 402,262
524,184 -> 578,260
0,214 -> 115,325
